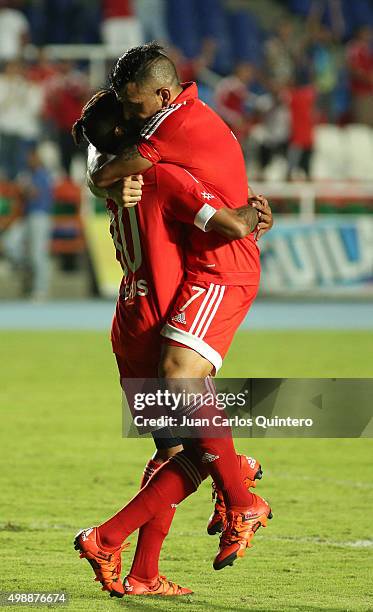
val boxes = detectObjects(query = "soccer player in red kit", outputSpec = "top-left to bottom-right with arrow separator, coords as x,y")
73,90 -> 272,596
89,42 -> 273,567
75,77 -> 269,592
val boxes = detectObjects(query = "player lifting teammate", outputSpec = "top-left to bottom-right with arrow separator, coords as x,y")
73,44 -> 274,597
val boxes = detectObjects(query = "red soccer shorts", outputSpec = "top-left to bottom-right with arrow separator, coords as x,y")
161,280 -> 258,373
115,352 -> 159,379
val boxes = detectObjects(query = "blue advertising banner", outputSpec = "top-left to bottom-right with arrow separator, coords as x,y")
260,217 -> 373,295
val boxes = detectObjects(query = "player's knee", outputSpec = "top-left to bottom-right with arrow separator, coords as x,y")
153,445 -> 183,462
158,353 -> 185,378
159,346 -> 213,378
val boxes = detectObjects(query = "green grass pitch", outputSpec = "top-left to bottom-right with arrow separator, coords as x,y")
1,330 -> 372,611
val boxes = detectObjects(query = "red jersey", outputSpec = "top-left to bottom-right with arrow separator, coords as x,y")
103,0 -> 134,19
288,84 -> 316,149
214,75 -> 251,142
347,41 -> 373,95
109,163 -> 221,356
137,82 -> 259,285
157,165 -> 259,285
109,163 -> 257,357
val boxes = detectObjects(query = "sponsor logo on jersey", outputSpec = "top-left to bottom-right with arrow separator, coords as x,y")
121,279 -> 149,301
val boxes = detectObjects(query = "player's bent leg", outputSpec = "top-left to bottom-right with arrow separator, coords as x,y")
75,449 -> 204,598
123,448 -> 208,595
95,449 -> 209,559
159,342 -> 272,567
159,343 -> 213,378
131,443 -> 180,585
75,354 -> 185,598
115,352 -> 187,590
160,343 -> 254,511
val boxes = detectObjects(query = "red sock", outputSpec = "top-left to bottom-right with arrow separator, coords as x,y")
129,509 -> 175,582
140,458 -> 162,489
130,457 -> 174,581
97,452 -> 205,550
183,381 -> 254,509
199,436 -> 253,508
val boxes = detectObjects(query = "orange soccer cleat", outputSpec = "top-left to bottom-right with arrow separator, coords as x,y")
123,574 -> 193,596
207,454 -> 263,535
74,527 -> 129,598
213,493 -> 272,570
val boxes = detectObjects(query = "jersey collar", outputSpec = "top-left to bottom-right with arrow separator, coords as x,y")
173,81 -> 199,103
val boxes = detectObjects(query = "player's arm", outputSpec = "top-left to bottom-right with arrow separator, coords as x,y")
158,165 -> 258,241
88,144 -> 152,188
87,146 -> 143,208
89,105 -> 188,188
204,196 -> 274,241
247,183 -> 274,239
251,195 -> 274,239
205,203 -> 259,239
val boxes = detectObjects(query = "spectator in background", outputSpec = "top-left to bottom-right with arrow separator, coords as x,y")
26,49 -> 61,143
265,20 -> 298,87
286,67 -> 316,180
134,0 -> 168,43
26,47 -> 58,84
346,26 -> 373,126
0,60 -> 43,179
214,62 -> 256,145
254,86 -> 290,178
0,0 -> 29,62
306,0 -> 345,41
168,38 -> 219,105
3,146 -> 53,300
101,0 -> 143,51
306,24 -> 338,122
45,61 -> 88,175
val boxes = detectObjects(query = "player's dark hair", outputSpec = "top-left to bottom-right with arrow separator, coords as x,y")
109,41 -> 179,95
72,89 -> 126,155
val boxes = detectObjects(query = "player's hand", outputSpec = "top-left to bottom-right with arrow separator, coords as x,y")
249,195 -> 273,240
122,174 -> 144,207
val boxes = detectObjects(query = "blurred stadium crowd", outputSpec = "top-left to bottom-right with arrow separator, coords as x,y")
1,0 -> 373,180
1,0 -> 373,299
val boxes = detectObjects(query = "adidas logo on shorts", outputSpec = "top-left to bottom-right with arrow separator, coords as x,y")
172,312 -> 186,325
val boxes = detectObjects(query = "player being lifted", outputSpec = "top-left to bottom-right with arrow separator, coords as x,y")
72,90 -> 272,596
73,43 -> 273,597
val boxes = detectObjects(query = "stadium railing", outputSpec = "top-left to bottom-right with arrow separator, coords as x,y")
251,182 -> 373,219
